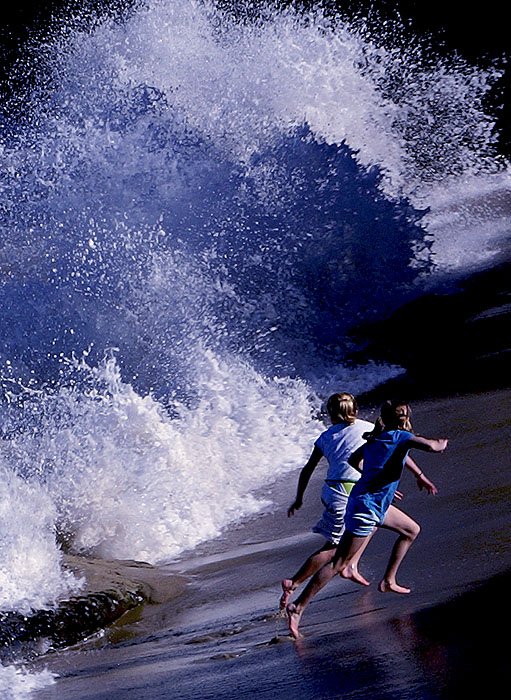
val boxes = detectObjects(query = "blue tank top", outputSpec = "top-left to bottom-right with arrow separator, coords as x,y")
350,429 -> 413,520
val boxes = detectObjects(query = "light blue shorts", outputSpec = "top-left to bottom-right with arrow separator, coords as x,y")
312,481 -> 355,545
345,499 -> 380,537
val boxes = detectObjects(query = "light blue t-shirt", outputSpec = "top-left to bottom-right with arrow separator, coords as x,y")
349,429 -> 414,522
315,419 -> 374,483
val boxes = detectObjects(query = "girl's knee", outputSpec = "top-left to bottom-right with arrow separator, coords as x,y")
398,521 -> 420,541
408,522 -> 420,540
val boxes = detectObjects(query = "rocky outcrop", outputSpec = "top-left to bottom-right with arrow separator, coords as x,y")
0,555 -> 186,661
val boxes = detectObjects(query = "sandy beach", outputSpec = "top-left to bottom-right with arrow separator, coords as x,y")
29,387 -> 511,699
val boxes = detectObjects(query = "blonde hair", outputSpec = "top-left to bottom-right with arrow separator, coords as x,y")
364,399 -> 413,440
326,393 -> 358,424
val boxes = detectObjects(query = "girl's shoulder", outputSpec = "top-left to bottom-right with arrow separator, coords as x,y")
315,424 -> 335,444
317,419 -> 373,442
384,429 -> 414,442
356,418 -> 374,431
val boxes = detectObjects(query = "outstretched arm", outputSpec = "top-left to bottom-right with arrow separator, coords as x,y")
409,435 -> 448,453
404,455 -> 438,495
288,445 -> 323,517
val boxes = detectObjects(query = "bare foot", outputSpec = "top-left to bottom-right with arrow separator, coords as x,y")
378,580 -> 411,594
286,603 -> 303,639
280,579 -> 295,610
340,563 -> 370,587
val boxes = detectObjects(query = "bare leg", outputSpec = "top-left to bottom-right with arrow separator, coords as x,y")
286,532 -> 369,639
280,542 -> 335,609
340,528 -> 375,586
377,505 -> 420,594
280,527 -> 376,609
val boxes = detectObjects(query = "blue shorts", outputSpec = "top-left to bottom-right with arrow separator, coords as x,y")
345,499 -> 380,537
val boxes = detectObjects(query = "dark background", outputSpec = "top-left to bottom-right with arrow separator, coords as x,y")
1,1 -> 509,154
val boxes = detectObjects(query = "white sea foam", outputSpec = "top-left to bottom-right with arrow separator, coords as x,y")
6,353 -> 321,565
104,2 -> 502,193
0,664 -> 56,700
6,0 -> 505,274
416,170 -> 511,272
0,462 -> 82,613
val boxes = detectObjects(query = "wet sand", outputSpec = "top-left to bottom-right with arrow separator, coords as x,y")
32,388 -> 511,699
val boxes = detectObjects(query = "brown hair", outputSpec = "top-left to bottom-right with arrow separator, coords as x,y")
326,392 -> 358,424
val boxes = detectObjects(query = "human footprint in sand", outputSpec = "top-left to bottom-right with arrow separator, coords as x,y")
280,393 -> 437,611
287,399 -> 447,639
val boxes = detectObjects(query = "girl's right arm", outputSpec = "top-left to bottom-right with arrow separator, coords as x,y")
288,445 -> 323,517
405,455 -> 438,495
408,435 -> 448,453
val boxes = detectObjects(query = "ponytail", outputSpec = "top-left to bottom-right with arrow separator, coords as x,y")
364,400 -> 413,441
326,392 -> 358,424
